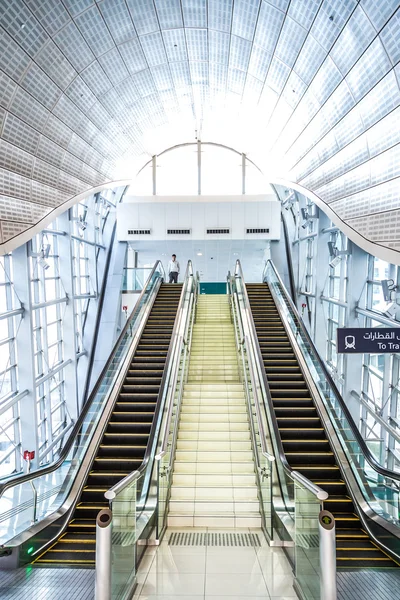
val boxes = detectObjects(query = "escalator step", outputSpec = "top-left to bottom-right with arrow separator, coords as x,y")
60,532 -> 96,542
36,550 -> 95,563
279,428 -> 326,440
282,440 -> 331,452
86,472 -> 130,486
336,529 -> 369,538
285,452 -> 336,465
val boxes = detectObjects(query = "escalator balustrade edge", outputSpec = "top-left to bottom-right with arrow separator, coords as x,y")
33,283 -> 182,567
246,283 -> 400,570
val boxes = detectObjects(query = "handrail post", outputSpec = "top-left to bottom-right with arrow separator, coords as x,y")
318,510 -> 337,600
95,508 -> 113,600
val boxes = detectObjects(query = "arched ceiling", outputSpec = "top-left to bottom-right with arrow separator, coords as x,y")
1,0 -> 400,259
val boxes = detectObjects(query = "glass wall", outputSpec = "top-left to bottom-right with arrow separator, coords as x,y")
131,142 -> 271,196
0,189 -> 122,477
277,184 -> 400,471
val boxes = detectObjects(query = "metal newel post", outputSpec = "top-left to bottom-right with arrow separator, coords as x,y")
318,510 -> 337,600
95,508 -> 113,600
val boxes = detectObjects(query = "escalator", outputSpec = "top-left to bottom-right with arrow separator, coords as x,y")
33,283 -> 182,566
246,282 -> 399,569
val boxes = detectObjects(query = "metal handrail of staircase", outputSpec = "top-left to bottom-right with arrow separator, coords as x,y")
95,266 -> 197,600
263,259 -> 400,485
228,274 -> 275,466
234,261 -> 339,600
228,273 -> 276,540
0,260 -> 165,503
234,260 -> 328,502
105,261 -> 195,502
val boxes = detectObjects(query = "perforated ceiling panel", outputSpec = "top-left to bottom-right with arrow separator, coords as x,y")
0,0 -> 400,256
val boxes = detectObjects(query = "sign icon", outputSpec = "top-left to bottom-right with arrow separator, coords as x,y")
344,335 -> 356,350
322,515 -> 332,525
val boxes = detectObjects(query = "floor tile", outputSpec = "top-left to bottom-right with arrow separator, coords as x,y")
206,550 -> 261,574
137,596 -> 203,600
140,572 -> 205,596
263,572 -> 296,597
205,572 -> 270,596
206,597 -> 269,600
150,551 -> 206,573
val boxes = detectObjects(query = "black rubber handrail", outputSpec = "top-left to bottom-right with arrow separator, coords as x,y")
264,258 -> 400,483
107,261 -> 194,501
0,260 -> 165,497
280,212 -> 296,302
234,260 -> 328,500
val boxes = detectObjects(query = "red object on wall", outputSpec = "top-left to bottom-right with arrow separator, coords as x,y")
122,305 -> 128,311
23,450 -> 35,461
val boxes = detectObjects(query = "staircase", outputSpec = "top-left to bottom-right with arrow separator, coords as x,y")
168,294 -> 261,528
246,282 -> 398,569
33,283 -> 182,566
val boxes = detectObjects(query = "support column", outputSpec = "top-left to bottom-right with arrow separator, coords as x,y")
57,211 -> 79,425
12,244 -> 39,469
342,243 -> 368,422
242,153 -> 246,195
197,139 -> 201,195
152,155 -> 156,196
313,212 -> 332,360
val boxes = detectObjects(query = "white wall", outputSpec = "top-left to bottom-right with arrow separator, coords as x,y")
117,195 -> 280,242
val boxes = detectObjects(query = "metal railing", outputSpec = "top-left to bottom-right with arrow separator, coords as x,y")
263,259 -> 400,564
232,260 -> 336,600
0,261 -> 165,553
263,259 -> 400,486
95,262 -> 198,600
227,273 -> 276,539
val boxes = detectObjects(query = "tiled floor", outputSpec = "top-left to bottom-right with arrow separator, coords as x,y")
134,528 -> 296,600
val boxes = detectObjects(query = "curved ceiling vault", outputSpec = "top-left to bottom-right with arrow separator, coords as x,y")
0,0 -> 400,260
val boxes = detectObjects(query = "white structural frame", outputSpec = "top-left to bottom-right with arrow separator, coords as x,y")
0,187 -> 125,476
274,183 -> 400,473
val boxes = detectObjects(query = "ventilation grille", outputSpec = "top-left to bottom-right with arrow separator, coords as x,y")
169,532 -> 260,547
246,228 -> 270,234
127,229 -> 151,235
206,228 -> 230,234
167,229 -> 191,234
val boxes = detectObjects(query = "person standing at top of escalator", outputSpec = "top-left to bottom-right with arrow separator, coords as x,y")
168,254 -> 180,283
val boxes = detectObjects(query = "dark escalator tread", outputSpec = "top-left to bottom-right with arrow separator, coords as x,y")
34,283 -> 181,567
246,282 -> 399,570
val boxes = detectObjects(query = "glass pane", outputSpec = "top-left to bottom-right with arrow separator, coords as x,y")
201,145 -> 242,195
157,146 -> 198,195
111,480 -> 137,599
295,482 -> 320,600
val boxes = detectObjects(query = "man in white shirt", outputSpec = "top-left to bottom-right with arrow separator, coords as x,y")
168,254 -> 180,283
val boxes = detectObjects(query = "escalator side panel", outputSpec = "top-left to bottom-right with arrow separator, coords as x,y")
33,284 -> 182,566
246,283 -> 398,570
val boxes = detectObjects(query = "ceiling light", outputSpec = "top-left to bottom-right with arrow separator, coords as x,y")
197,251 -> 203,256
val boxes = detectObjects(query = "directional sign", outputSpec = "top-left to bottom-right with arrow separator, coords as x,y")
319,510 -> 335,531
322,515 -> 332,525
337,327 -> 400,354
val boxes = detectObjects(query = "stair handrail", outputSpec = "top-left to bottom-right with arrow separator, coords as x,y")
227,274 -> 275,468
263,259 -> 400,484
0,259 -> 166,499
105,261 -> 195,501
234,260 -> 328,501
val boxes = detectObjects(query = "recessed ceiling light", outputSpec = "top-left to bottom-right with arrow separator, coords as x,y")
197,252 -> 203,256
